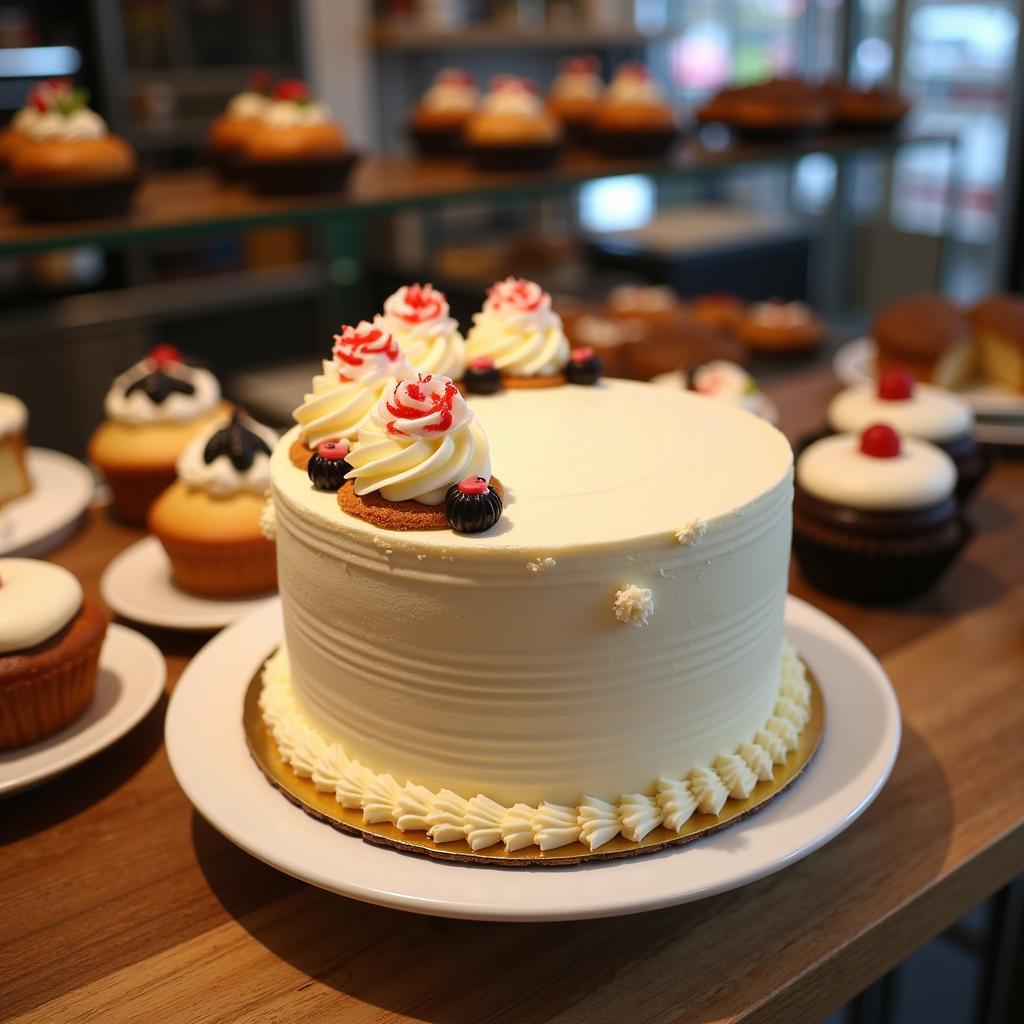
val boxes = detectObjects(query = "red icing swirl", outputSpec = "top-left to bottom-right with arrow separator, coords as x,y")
484,277 -> 549,315
383,374 -> 467,438
332,322 -> 402,382
385,283 -> 449,325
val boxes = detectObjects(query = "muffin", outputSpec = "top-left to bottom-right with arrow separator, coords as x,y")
464,76 -> 562,171
682,360 -> 775,422
704,78 -> 831,139
208,70 -> 273,180
872,294 -> 973,389
688,292 -> 745,334
410,68 -> 478,156
827,368 -> 990,500
547,56 -> 603,144
243,79 -> 355,195
604,284 -> 687,331
736,300 -> 824,352
7,84 -> 139,221
619,322 -> 746,381
793,424 -> 968,604
968,293 -> 1024,393
0,79 -> 71,184
88,345 -> 229,526
0,559 -> 107,750
0,394 -> 31,510
591,64 -> 677,157
148,410 -> 278,597
374,282 -> 467,379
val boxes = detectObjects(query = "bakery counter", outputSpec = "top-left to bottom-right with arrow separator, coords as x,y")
2,365 -> 1022,1024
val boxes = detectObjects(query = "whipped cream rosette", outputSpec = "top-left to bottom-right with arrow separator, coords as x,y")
345,374 -> 491,505
604,64 -> 667,107
550,56 -> 603,102
104,347 -> 221,426
375,283 -> 467,379
685,360 -> 762,413
420,69 -> 478,113
293,322 -> 412,449
177,410 -> 278,498
465,277 -> 569,378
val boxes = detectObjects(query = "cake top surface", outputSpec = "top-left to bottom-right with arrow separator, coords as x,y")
0,558 -> 82,655
274,378 -> 792,554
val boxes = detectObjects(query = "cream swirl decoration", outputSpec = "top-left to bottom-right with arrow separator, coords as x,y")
375,283 -> 466,379
345,374 -> 490,505
176,412 -> 278,497
0,558 -> 82,655
685,360 -> 761,412
25,108 -> 107,141
465,277 -> 569,377
227,90 -> 269,119
550,57 -> 602,102
261,100 -> 329,128
480,76 -> 544,117
421,69 -> 478,113
605,65 -> 666,106
104,355 -> 221,426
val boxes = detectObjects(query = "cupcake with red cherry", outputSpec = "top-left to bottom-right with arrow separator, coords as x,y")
591,64 -> 678,158
793,423 -> 969,604
208,69 -> 273,180
547,56 -> 603,143
682,360 -> 776,423
463,76 -> 562,171
826,367 -> 990,501
374,283 -> 466,380
410,69 -> 478,156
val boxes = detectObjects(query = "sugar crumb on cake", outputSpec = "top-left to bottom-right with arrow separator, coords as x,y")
613,584 -> 654,626
673,519 -> 706,545
526,556 -> 556,574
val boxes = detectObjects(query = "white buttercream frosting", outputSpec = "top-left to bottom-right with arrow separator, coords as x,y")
605,66 -> 667,106
261,100 -> 329,128
465,277 -> 569,377
176,412 -> 278,497
480,77 -> 544,117
227,90 -> 269,119
798,432 -> 956,510
828,381 -> 973,444
104,357 -> 221,425
550,59 -> 603,102
25,108 -> 106,141
420,70 -> 478,113
375,284 -> 466,379
684,360 -> 761,413
0,558 -> 82,654
0,394 -> 27,438
11,106 -> 41,133
750,301 -> 813,328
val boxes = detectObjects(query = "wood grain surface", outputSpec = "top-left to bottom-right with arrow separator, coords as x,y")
2,366 -> 1022,1024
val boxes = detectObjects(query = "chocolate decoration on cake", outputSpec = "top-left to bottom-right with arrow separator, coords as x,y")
203,411 -> 271,471
464,357 -> 503,395
566,347 -> 603,385
445,476 -> 503,533
307,438 -> 352,491
124,369 -> 195,406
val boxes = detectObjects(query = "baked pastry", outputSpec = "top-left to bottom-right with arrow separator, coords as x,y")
88,345 -> 228,526
208,70 -> 273,180
793,424 -> 968,604
591,64 -> 677,157
149,410 -> 278,597
464,277 -> 570,384
701,78 -> 831,139
410,68 -> 478,156
827,368 -> 989,499
831,83 -> 910,131
736,300 -> 824,352
243,79 -> 355,195
682,360 -> 775,421
872,294 -> 973,389
374,282 -> 466,379
0,394 -> 31,510
262,376 -> 807,856
689,292 -> 745,333
0,79 -> 73,182
604,284 -> 686,331
464,76 -> 562,171
6,84 -> 138,221
547,56 -> 603,143
0,559 -> 107,749
618,322 -> 746,380
968,293 -> 1024,393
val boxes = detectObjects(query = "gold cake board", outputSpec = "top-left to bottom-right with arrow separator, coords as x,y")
243,667 -> 824,868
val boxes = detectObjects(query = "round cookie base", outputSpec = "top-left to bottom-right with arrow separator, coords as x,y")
336,477 -> 504,531
244,663 -> 824,867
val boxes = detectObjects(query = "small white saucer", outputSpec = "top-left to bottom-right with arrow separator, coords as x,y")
0,623 -> 165,796
0,448 -> 95,557
101,536 -> 276,632
649,372 -> 779,424
167,596 -> 900,922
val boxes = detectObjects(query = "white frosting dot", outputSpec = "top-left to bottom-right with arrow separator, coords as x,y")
0,559 -> 83,654
828,382 -> 973,444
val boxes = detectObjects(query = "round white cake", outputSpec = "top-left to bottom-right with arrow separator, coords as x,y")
264,379 -> 805,851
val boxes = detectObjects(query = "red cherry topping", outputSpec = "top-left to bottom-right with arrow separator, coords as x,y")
571,346 -> 595,363
150,344 -> 183,368
274,79 -> 310,102
877,367 -> 915,401
457,476 -> 490,496
469,357 -> 495,371
860,423 -> 901,459
316,438 -> 350,461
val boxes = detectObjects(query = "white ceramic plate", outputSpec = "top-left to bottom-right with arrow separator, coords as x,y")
101,536 -> 277,632
166,596 -> 900,922
0,448 -> 95,557
0,624 -> 165,795
649,372 -> 779,424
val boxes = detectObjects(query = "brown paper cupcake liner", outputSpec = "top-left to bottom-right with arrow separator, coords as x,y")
156,534 -> 277,598
592,126 -> 678,159
409,123 -> 466,157
7,172 -> 140,222
96,462 -> 178,528
208,147 -> 248,182
245,151 -> 358,196
468,141 -> 561,172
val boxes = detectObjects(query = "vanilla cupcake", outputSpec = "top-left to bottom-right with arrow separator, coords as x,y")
547,56 -> 603,142
208,70 -> 273,180
464,277 -> 569,385
0,559 -> 107,749
148,410 -> 278,597
0,79 -> 72,181
0,394 -> 31,509
591,64 -> 677,157
88,345 -> 228,526
410,69 -> 478,155
683,360 -> 775,422
464,76 -> 562,171
374,283 -> 466,379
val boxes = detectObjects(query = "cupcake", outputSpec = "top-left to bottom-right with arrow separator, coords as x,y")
464,277 -> 569,385
7,83 -> 139,222
827,368 -> 990,500
604,284 -> 686,332
148,410 -> 278,597
736,300 -> 824,352
88,345 -> 228,526
688,293 -> 745,334
682,360 -> 775,422
243,79 -> 355,195
0,394 -> 31,510
618,322 -> 746,381
410,69 -> 478,156
547,56 -> 603,144
0,559 -> 107,749
464,76 -> 562,171
872,294 -> 973,389
793,424 -> 968,604
591,64 -> 677,157
208,70 -> 273,180
374,283 -> 466,379
0,79 -> 71,185
968,293 -> 1024,393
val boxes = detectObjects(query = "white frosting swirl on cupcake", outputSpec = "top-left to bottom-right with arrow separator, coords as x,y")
375,283 -> 466,379
0,558 -> 82,654
346,374 -> 491,505
828,382 -> 973,444
465,277 -> 569,378
685,361 -> 761,412
104,356 -> 221,426
797,433 -> 956,510
261,100 -> 329,128
605,66 -> 666,106
176,412 -> 279,497
480,77 -> 544,117
550,58 -> 602,102
421,70 -> 478,113
227,90 -> 270,119
0,394 -> 27,438
25,108 -> 107,141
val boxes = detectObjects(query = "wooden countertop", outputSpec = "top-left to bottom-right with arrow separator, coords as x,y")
3,367 -> 1022,1024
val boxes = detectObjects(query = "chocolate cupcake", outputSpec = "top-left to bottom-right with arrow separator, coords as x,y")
872,295 -> 973,390
793,424 -> 969,604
